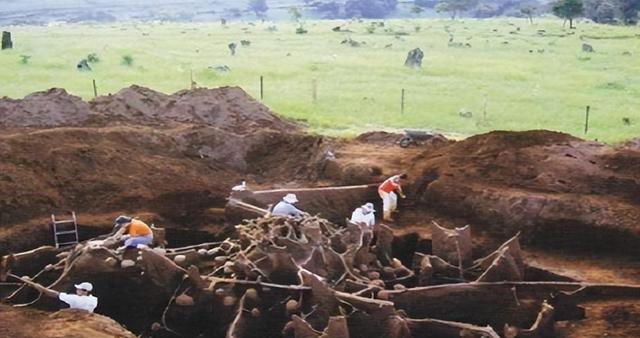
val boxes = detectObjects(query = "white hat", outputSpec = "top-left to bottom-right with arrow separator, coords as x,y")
283,193 -> 299,204
362,203 -> 375,213
74,282 -> 93,292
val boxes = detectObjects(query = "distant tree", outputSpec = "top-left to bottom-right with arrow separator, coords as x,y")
520,6 -> 536,23
311,1 -> 342,18
552,0 -> 584,28
473,1 -> 499,18
411,5 -> 425,15
414,0 -> 439,8
345,0 -> 398,18
584,0 -> 616,23
288,6 -> 303,21
617,0 -> 640,24
435,0 -> 476,19
513,0 -> 543,23
248,0 -> 268,17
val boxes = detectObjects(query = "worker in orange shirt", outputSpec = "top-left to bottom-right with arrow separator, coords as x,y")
378,173 -> 407,222
114,216 -> 154,253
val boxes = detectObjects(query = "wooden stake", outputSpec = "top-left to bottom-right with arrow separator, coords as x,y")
92,79 -> 97,98
260,76 -> 264,100
584,105 -> 590,134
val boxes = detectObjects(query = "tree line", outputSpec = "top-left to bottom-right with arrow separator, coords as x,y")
248,0 -> 639,24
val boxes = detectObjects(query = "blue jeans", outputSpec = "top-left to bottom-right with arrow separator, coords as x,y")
124,234 -> 153,248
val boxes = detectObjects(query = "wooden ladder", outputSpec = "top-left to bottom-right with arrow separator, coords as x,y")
51,212 -> 79,248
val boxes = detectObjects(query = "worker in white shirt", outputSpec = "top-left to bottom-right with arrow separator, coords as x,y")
271,193 -> 305,217
350,202 -> 376,244
25,280 -> 98,313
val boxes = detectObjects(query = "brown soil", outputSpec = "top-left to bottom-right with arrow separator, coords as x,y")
556,300 -> 640,338
408,130 -> 640,253
0,86 -> 328,254
1,87 -> 639,337
0,305 -> 135,338
0,88 -> 91,128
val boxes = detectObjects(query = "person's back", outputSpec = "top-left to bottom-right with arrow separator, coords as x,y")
350,207 -> 366,224
350,206 -> 375,228
128,219 -> 152,237
114,216 -> 154,253
379,175 -> 400,193
272,201 -> 302,217
59,292 -> 98,313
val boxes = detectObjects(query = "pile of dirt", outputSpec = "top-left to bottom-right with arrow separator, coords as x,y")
0,86 -> 299,133
409,130 -> 640,253
0,86 -> 333,253
89,85 -> 300,133
0,88 -> 91,127
0,305 -> 135,338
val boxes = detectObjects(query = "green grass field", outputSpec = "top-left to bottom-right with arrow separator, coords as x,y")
1,19 -> 638,142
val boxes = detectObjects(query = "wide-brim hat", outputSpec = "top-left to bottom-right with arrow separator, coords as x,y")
283,193 -> 299,204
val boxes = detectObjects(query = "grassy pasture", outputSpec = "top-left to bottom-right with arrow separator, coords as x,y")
0,19 -> 638,142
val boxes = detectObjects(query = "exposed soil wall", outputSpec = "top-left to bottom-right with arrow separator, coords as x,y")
409,130 -> 640,252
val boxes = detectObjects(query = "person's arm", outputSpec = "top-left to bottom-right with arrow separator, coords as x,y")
396,184 -> 406,198
291,205 -> 305,217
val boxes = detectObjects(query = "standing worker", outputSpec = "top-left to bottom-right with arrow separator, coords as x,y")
114,216 -> 154,253
378,173 -> 407,222
271,193 -> 305,217
25,280 -> 98,313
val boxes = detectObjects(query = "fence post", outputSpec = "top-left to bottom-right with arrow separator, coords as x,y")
92,79 -> 97,98
584,105 -> 590,134
401,89 -> 405,115
260,76 -> 264,100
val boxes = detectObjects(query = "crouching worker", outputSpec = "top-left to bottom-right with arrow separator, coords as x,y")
27,280 -> 98,313
350,202 -> 376,244
114,215 -> 154,253
378,173 -> 408,222
271,193 -> 306,217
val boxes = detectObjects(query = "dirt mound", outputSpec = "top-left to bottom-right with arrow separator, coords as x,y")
0,86 -> 299,133
0,306 -> 135,338
409,130 -> 640,253
0,89 -> 91,127
0,86 -> 331,253
90,85 -> 300,133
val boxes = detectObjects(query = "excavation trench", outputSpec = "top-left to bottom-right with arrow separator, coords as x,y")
2,184 -> 640,338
